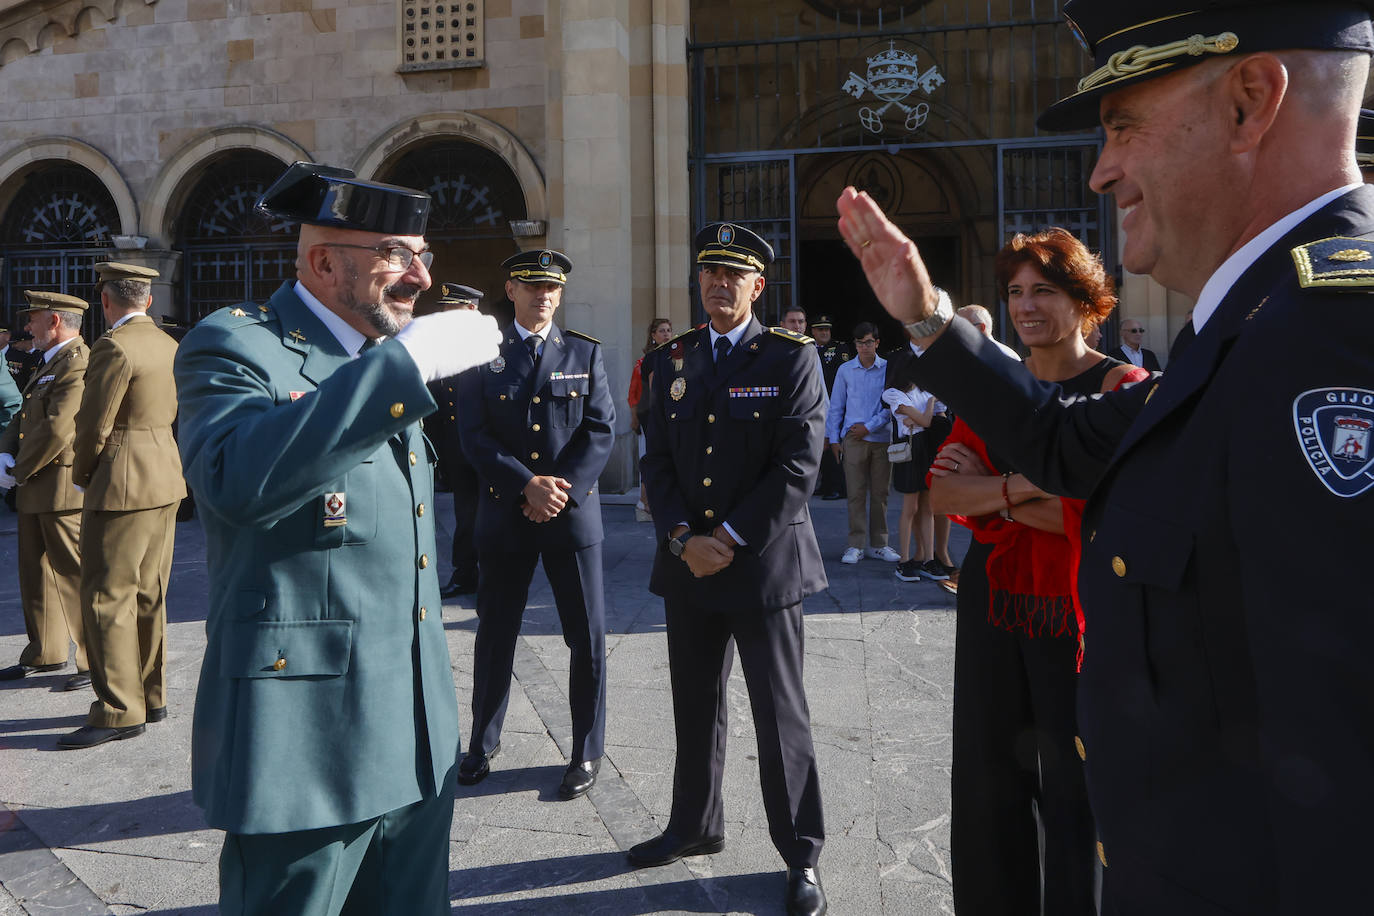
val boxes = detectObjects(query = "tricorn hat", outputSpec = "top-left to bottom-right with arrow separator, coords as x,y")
256,161 -> 431,236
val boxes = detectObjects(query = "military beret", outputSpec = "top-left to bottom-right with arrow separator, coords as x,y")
256,161 -> 431,236
1358,108 -> 1374,170
436,282 -> 484,307
20,290 -> 89,315
1040,1 -> 1374,130
695,223 -> 774,273
811,314 -> 834,328
503,249 -> 572,285
94,260 -> 159,296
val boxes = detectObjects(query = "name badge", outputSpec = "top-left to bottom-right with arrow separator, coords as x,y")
323,491 -> 347,527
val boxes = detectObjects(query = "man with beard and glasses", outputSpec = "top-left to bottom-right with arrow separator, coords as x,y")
174,162 -> 501,915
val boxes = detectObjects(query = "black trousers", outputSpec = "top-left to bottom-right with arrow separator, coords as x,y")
469,542 -> 606,763
663,596 -> 825,868
441,456 -> 479,582
950,541 -> 1097,916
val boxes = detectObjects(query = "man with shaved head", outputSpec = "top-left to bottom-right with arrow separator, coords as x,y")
839,1 -> 1374,911
174,162 -> 501,914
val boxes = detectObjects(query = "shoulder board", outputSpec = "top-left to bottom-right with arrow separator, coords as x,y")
654,327 -> 699,351
564,328 -> 601,345
1292,236 -> 1374,289
200,304 -> 272,329
768,327 -> 815,345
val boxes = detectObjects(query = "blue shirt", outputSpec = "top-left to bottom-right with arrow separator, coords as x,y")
825,355 -> 890,443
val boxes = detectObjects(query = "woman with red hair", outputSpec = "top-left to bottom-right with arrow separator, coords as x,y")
929,228 -> 1149,915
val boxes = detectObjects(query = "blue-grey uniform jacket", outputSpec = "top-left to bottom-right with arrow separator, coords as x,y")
175,283 -> 459,835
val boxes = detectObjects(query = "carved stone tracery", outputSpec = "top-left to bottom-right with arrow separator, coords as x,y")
0,0 -> 157,68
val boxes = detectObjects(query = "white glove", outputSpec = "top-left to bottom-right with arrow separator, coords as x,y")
395,310 -> 502,383
0,453 -> 15,490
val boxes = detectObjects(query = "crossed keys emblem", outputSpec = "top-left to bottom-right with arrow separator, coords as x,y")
842,41 -> 945,135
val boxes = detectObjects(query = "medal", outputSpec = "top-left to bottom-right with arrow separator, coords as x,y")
490,355 -> 506,373
670,377 -> 687,401
323,491 -> 347,527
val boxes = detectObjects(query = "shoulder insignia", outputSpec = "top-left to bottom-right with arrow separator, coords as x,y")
230,307 -> 247,317
655,327 -> 698,351
564,328 -> 601,345
1292,236 -> 1374,289
768,327 -> 815,345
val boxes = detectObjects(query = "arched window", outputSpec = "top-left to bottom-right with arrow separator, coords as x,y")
1,163 -> 119,336
176,152 -> 297,322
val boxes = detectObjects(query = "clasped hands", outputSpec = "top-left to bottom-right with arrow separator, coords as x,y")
522,474 -> 571,523
671,523 -> 738,578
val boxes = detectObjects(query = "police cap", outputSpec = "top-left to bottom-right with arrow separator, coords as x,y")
695,223 -> 774,274
436,282 -> 484,307
811,314 -> 834,328
1040,1 -> 1374,130
503,250 -> 572,285
256,161 -> 431,236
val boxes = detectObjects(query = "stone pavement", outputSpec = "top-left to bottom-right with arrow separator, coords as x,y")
0,490 -> 967,915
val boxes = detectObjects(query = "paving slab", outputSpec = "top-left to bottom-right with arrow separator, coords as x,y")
0,491 -> 963,913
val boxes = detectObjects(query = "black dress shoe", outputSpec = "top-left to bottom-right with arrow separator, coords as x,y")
785,866 -> 827,916
627,831 -> 726,868
57,724 -> 146,749
146,706 -> 168,723
62,671 -> 91,691
0,662 -> 65,680
456,742 -> 500,785
440,575 -> 478,600
558,758 -> 600,799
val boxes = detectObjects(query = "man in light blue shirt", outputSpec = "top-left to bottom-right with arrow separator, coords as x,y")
824,322 -> 897,564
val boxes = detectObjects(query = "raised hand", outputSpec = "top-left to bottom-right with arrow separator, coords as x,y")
836,187 -> 940,326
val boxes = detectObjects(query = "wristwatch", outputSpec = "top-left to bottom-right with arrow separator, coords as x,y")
667,533 -> 693,558
902,287 -> 955,340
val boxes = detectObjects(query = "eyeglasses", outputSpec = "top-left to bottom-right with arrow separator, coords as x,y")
1124,327 -> 1145,333
319,243 -> 434,271
854,338 -> 878,346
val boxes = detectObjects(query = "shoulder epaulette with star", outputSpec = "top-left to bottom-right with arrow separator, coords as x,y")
564,328 -> 601,345
768,326 -> 815,345
1292,236 -> 1374,289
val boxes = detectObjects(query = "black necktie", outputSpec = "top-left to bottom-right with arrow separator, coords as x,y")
714,336 -> 732,372
526,334 -> 543,365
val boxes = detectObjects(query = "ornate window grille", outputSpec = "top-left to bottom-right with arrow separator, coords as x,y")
379,142 -> 526,239
1,163 -> 119,337
177,154 -> 297,323
399,0 -> 484,72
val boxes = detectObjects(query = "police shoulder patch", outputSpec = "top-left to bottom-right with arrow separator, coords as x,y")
564,328 -> 601,345
1292,387 -> 1374,498
768,327 -> 814,345
1292,236 -> 1374,289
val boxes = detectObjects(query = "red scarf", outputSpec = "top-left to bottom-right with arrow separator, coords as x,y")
930,367 -> 1150,669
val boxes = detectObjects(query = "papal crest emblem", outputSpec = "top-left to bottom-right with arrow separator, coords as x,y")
539,250 -> 553,268
1292,387 -> 1374,498
718,224 -> 735,246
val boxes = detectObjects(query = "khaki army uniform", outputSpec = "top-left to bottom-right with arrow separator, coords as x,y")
0,338 -> 90,669
74,314 -> 185,727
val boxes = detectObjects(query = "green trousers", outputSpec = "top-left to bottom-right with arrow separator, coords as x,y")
219,783 -> 454,916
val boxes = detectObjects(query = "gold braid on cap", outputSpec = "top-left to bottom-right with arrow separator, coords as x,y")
1076,31 -> 1240,94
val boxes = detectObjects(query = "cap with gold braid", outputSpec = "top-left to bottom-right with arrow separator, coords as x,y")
1040,1 -> 1374,131
19,290 -> 88,315
436,282 -> 484,308
503,250 -> 572,285
694,222 -> 775,273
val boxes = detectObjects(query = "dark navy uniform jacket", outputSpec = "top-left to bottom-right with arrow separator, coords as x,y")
642,318 -> 828,609
457,323 -> 614,551
914,185 -> 1374,915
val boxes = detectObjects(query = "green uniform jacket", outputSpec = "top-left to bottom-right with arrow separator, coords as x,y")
175,283 -> 458,835
73,314 -> 187,509
0,339 -> 88,514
